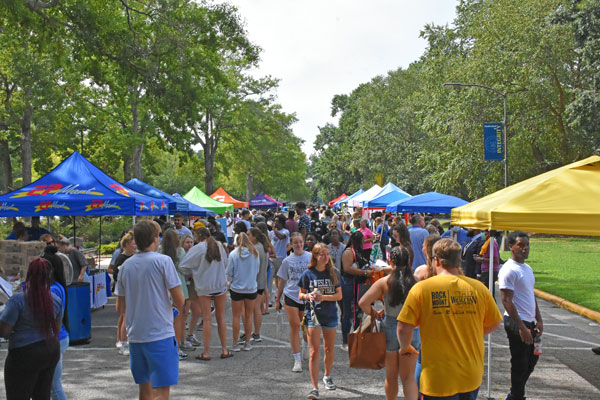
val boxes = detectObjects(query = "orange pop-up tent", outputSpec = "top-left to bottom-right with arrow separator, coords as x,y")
210,187 -> 249,209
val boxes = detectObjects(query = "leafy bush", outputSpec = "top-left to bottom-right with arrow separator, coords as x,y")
99,242 -> 119,255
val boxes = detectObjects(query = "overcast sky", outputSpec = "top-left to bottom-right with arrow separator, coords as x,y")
219,1 -> 458,155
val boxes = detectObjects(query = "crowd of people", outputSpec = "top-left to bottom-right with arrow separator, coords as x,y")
0,204 -> 551,400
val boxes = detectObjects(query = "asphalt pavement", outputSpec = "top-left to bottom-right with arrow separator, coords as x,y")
1,285 -> 599,399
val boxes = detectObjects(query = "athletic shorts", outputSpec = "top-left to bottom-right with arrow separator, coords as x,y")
129,336 -> 179,388
229,289 -> 258,301
207,290 -> 226,297
270,257 -> 284,277
257,289 -> 264,295
284,294 -> 305,311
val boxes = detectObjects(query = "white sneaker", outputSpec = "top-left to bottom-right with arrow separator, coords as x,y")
292,359 -> 302,372
323,376 -> 336,390
187,334 -> 201,347
340,343 -> 348,351
181,340 -> 197,351
242,342 -> 253,351
231,344 -> 241,352
119,342 -> 130,355
116,341 -> 123,348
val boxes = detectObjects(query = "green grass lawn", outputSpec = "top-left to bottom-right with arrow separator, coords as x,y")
500,237 -> 600,312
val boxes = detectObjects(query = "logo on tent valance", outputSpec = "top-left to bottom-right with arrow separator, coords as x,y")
11,184 -> 104,198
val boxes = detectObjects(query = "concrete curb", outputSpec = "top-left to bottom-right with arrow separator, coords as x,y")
535,288 -> 600,323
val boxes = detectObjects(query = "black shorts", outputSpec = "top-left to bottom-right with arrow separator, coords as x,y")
284,294 -> 305,311
229,289 -> 258,301
257,289 -> 264,295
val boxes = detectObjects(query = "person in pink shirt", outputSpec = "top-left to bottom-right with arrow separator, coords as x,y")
358,219 -> 374,261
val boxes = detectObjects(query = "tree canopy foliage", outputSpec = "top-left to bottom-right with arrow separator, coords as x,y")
0,0 -> 309,201
311,0 -> 600,202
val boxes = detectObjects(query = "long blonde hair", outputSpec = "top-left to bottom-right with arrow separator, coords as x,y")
307,243 -> 339,285
235,232 -> 258,257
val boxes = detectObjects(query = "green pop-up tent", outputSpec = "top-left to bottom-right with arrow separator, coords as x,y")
183,186 -> 233,214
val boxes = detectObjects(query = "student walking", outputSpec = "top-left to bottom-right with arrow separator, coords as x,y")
42,246 -> 71,400
298,244 -> 342,400
226,232 -> 259,352
359,246 -> 419,400
180,227 -> 231,360
276,232 -> 312,372
248,227 -> 268,342
116,220 -> 184,400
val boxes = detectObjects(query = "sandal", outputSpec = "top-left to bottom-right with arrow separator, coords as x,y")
195,354 -> 211,361
220,351 -> 234,359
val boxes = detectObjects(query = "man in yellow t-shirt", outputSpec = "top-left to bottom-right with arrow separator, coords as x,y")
397,238 -> 502,399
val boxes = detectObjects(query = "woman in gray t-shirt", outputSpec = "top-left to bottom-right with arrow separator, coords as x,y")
276,232 -> 312,373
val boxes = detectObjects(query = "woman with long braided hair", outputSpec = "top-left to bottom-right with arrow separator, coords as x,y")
0,257 -> 63,400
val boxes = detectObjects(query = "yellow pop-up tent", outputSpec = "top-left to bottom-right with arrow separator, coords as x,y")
452,155 -> 600,398
451,155 -> 600,236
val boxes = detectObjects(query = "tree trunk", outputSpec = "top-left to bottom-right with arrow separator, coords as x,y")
20,87 -> 33,186
245,173 -> 253,201
132,143 -> 144,179
123,154 -> 132,182
203,141 -> 214,194
130,93 -> 144,179
0,138 -> 13,192
202,110 -> 218,194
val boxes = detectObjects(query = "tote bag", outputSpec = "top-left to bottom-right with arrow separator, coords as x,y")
348,314 -> 386,370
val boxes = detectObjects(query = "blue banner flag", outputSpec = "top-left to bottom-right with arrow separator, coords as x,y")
483,123 -> 504,161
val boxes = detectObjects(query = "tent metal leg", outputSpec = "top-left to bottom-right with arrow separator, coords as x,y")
487,235 -> 495,399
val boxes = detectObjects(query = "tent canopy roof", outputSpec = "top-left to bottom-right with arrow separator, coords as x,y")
249,193 -> 280,209
184,187 -> 233,214
387,192 -> 468,214
451,155 -> 600,236
125,178 -> 188,213
328,193 -> 347,207
348,185 -> 382,207
172,193 -> 215,217
363,183 -> 411,208
336,189 -> 364,205
263,194 -> 282,206
0,152 -> 166,217
210,187 -> 248,209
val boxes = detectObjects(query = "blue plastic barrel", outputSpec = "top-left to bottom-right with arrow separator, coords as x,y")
67,282 -> 92,343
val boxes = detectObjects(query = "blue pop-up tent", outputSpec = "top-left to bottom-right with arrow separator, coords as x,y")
362,183 -> 411,208
334,189 -> 364,209
386,192 -> 468,214
0,152 -> 167,217
172,193 -> 215,217
125,179 -> 188,214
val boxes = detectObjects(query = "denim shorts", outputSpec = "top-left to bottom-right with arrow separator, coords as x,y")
129,336 -> 179,388
307,317 -> 337,330
381,316 -> 421,352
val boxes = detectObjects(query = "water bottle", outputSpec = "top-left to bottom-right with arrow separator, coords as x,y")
533,330 -> 542,356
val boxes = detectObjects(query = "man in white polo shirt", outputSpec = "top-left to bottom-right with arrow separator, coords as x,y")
499,231 -> 543,400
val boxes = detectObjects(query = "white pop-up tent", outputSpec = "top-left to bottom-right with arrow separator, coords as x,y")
347,184 -> 382,208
